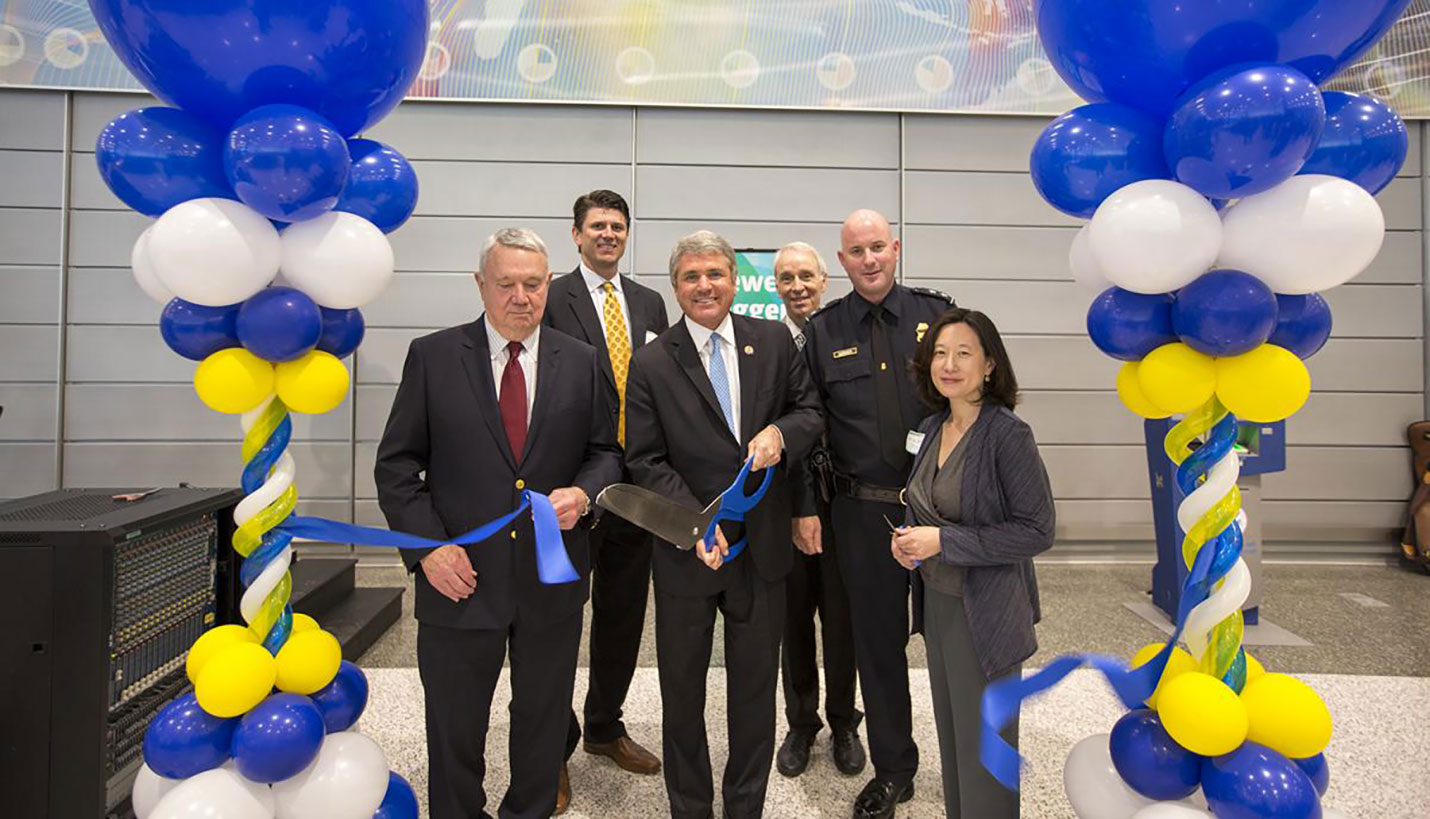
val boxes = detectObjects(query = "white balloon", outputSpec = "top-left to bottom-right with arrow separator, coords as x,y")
1069,225 -> 1111,290
1131,803 -> 1213,818
1218,174 -> 1385,294
272,731 -> 389,819
131,763 -> 182,819
148,198 -> 280,307
1064,733 -> 1154,819
1088,180 -> 1222,295
131,227 -> 176,305
279,212 -> 395,309
148,767 -> 275,819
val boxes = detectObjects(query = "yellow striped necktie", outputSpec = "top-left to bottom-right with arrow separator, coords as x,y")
601,281 -> 632,445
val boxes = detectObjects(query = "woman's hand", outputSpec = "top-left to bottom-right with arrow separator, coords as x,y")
891,525 -> 941,568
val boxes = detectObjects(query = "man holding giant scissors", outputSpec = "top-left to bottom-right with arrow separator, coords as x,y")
620,230 -> 823,819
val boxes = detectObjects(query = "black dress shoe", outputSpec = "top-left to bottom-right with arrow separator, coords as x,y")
832,729 -> 867,776
852,777 -> 914,819
775,727 -> 818,777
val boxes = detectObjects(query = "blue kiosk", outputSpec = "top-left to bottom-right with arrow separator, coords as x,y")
1145,418 -> 1286,626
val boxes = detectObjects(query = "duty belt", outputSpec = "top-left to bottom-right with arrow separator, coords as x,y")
830,471 -> 905,506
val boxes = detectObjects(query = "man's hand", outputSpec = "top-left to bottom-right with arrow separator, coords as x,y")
746,425 -> 784,471
548,487 -> 590,530
792,515 -> 823,555
420,544 -> 477,603
892,525 -> 940,569
696,526 -> 730,571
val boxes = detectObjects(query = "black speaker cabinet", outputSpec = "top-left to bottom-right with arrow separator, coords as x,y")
0,487 -> 244,818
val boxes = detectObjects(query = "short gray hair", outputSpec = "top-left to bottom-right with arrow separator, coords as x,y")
668,230 -> 737,286
773,241 -> 827,278
479,227 -> 549,274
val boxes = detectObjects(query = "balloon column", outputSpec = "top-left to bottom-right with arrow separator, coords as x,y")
88,2 -> 425,817
999,2 -> 1412,817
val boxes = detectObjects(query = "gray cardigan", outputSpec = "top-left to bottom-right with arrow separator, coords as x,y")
905,402 -> 1055,679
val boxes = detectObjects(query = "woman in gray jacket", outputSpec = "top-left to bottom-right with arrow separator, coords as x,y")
890,307 -> 1054,818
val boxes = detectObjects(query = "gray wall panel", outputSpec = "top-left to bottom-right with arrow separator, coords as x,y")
905,170 -> 1080,227
354,443 -> 376,499
1003,336 -> 1115,390
365,101 -> 632,163
68,268 -> 163,324
356,329 -> 429,385
354,500 -> 385,529
636,108 -> 899,168
411,161 -> 630,218
0,326 -> 60,381
362,273 -> 484,329
1377,177 -> 1421,232
355,385 -> 397,442
70,91 -> 161,150
905,115 -> 1047,172
0,90 -> 65,150
0,444 -> 58,498
65,385 -> 349,441
1320,284 -> 1422,338
0,384 -> 58,440
66,325 -> 190,382
903,225 -> 1076,281
1307,338 -> 1423,392
389,216 -> 584,273
63,442 -> 352,497
68,209 -> 149,268
0,150 -> 63,208
0,267 -> 59,322
1019,392 -> 1144,446
1358,231 -> 1422,284
635,166 -> 898,222
69,152 -> 125,211
907,277 -> 1085,334
0,208 -> 62,266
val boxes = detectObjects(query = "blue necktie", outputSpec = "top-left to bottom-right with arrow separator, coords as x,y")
707,333 -> 737,438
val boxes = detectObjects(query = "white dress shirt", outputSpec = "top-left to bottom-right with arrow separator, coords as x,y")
580,263 -> 633,343
782,315 -> 806,348
486,318 -> 539,424
684,313 -> 740,437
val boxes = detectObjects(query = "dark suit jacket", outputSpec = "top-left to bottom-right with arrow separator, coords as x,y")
374,318 -> 623,630
624,313 -> 823,597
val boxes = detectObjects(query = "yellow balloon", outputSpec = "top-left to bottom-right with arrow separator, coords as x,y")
1137,343 -> 1217,414
1117,363 -> 1171,419
1245,652 -> 1266,682
1215,345 -> 1311,423
1130,642 -> 1198,709
275,629 -> 343,694
1240,673 -> 1332,758
1156,672 -> 1248,756
275,351 -> 349,415
194,349 -> 275,414
195,642 -> 278,718
292,612 -> 320,634
185,624 -> 259,684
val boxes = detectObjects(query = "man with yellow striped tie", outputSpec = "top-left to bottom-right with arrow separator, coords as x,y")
543,190 -> 669,814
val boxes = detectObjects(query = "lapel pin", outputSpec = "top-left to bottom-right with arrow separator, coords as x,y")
916,322 -> 929,342
743,345 -> 754,355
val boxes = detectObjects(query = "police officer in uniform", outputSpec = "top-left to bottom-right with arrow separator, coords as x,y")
799,209 -> 953,819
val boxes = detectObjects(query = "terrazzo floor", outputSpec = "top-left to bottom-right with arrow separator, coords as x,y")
350,561 -> 1430,817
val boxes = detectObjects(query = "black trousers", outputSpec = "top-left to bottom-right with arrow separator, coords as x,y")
781,501 -> 861,735
830,495 -> 918,786
565,516 -> 653,756
655,556 -> 785,819
418,611 -> 582,819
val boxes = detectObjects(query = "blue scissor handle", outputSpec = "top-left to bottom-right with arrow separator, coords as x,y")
701,459 -> 775,561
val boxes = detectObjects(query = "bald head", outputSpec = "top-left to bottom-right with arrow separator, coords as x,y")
837,209 -> 899,303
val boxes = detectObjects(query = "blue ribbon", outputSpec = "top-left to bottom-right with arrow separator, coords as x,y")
274,490 -> 579,585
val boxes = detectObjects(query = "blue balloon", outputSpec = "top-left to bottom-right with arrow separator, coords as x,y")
1034,0 -> 1412,116
142,692 -> 236,779
1164,63 -> 1325,200
373,771 -> 420,819
230,693 -> 326,784
335,139 -> 420,233
317,307 -> 367,360
1109,709 -> 1202,800
1086,288 -> 1176,361
311,660 -> 370,733
1294,753 -> 1330,797
1030,103 -> 1169,218
95,107 -> 232,217
1172,270 -> 1279,357
1202,742 -> 1322,819
88,0 -> 428,137
1268,294 -> 1333,360
224,105 -> 351,223
237,287 -> 324,363
1300,91 -> 1409,195
160,299 -> 241,361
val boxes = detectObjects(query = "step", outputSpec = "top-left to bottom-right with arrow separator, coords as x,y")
319,586 -> 405,662
290,557 -> 356,618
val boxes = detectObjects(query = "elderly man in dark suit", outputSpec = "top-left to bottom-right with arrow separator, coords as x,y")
623,230 -> 823,819
375,227 -> 622,819
543,191 -> 668,807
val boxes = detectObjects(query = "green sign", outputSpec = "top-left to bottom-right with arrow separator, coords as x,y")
733,249 -> 784,323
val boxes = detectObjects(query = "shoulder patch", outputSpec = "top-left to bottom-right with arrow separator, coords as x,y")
806,295 -> 846,322
909,286 -> 953,304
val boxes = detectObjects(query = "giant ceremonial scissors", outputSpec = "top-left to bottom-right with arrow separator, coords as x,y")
595,459 -> 773,560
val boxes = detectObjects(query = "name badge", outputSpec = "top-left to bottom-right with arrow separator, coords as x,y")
832,346 -> 858,359
905,430 -> 925,454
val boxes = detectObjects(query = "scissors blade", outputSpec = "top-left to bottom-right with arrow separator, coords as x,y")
596,483 -> 711,550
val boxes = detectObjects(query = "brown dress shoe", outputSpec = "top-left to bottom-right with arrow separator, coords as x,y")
583,735 -> 662,774
555,762 -> 570,815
